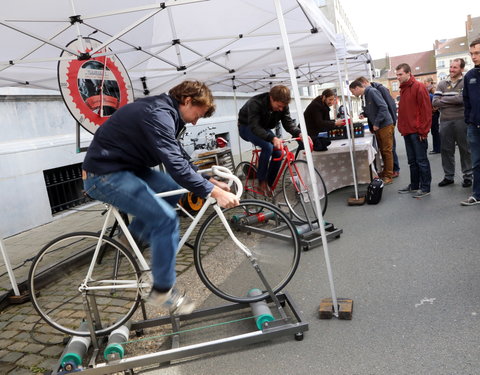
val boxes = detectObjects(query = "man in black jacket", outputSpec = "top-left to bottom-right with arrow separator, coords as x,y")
238,85 -> 303,193
83,80 -> 239,314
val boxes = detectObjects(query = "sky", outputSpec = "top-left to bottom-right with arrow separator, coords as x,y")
340,0 -> 480,59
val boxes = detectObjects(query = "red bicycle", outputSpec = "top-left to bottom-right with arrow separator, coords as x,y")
234,137 -> 327,222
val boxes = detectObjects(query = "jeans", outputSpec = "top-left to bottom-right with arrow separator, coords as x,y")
375,125 -> 394,178
467,125 -> 480,199
403,133 -> 432,192
431,111 -> 441,153
238,125 -> 282,186
393,131 -> 400,173
83,169 -> 182,291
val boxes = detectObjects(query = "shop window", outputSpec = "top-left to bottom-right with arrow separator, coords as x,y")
43,163 -> 92,214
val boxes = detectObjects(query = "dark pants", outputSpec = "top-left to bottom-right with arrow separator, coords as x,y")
239,125 -> 282,186
403,133 -> 432,192
431,111 -> 441,153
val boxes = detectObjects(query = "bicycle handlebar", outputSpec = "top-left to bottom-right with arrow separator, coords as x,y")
211,166 -> 243,200
272,136 -> 313,161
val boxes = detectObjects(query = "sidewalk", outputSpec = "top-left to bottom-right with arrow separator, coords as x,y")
0,203 -> 201,374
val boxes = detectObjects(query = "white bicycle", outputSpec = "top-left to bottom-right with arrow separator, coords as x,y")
28,166 -> 301,337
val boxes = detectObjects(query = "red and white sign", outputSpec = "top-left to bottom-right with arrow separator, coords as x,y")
58,38 -> 134,134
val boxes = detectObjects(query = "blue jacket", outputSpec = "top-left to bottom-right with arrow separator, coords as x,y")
371,82 -> 397,124
463,66 -> 480,126
364,86 -> 393,129
82,94 -> 213,198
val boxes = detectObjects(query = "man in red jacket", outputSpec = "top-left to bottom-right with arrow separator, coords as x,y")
395,63 -> 432,198
395,64 -> 432,198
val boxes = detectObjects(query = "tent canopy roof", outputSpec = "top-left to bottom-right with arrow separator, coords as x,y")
0,0 -> 371,96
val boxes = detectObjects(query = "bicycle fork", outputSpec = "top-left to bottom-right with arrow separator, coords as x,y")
212,205 -> 289,322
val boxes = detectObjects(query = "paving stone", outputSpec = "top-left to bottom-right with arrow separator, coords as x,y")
40,345 -> 64,357
6,322 -> 35,331
0,362 -> 16,374
1,351 -> 24,363
16,354 -> 44,368
7,342 -> 29,352
7,365 -> 33,375
0,330 -> 19,339
22,343 -> 45,354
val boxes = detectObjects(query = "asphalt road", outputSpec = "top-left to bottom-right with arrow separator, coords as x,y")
136,135 -> 480,375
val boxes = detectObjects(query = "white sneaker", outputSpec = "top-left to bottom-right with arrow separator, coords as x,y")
146,288 -> 195,315
461,196 -> 480,206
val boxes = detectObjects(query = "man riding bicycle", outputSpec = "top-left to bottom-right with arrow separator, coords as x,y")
237,85 -> 306,195
82,80 -> 239,315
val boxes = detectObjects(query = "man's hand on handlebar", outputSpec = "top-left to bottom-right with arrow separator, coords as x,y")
210,186 -> 239,208
209,177 -> 230,192
272,136 -> 283,150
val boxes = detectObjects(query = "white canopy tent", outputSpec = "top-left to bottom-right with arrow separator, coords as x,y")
0,0 -> 371,95
1,0 -> 372,314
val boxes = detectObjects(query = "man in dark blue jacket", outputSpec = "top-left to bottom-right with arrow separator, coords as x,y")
83,80 -> 239,314
462,38 -> 480,206
350,80 -> 395,184
356,76 -> 400,177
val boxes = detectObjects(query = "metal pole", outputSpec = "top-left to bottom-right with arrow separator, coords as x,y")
0,238 -> 20,296
273,0 -> 338,317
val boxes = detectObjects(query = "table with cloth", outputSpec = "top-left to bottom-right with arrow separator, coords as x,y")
298,133 -> 377,193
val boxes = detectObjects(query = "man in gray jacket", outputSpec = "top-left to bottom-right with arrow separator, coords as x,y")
432,58 -> 472,187
350,80 -> 394,184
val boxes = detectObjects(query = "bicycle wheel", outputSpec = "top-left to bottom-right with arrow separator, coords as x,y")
194,199 -> 301,303
29,232 -> 143,337
282,160 -> 328,222
233,161 -> 260,200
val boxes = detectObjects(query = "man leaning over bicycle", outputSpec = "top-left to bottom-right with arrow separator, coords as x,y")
238,85 -> 309,195
82,80 -> 239,316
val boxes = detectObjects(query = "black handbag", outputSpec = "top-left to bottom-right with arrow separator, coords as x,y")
366,178 -> 384,204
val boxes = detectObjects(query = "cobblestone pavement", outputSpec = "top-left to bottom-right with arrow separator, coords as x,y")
0,203 -> 218,374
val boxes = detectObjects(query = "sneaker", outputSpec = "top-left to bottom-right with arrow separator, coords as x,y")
398,185 -> 418,194
382,177 -> 393,185
412,190 -> 430,198
462,179 -> 472,188
392,171 -> 400,178
146,288 -> 195,315
461,196 -> 480,206
438,178 -> 454,187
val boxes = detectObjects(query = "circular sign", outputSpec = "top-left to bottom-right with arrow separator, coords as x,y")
58,38 -> 134,134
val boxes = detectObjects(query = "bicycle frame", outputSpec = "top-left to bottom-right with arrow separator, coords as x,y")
243,137 -> 311,197
80,166 -> 249,293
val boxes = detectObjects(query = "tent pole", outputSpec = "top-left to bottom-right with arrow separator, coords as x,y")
274,0 -> 338,318
343,52 -> 360,197
0,238 -> 20,296
231,79 -> 243,163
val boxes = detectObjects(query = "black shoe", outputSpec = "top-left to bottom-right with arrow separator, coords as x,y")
462,179 -> 472,188
429,150 -> 440,155
438,178 -> 454,187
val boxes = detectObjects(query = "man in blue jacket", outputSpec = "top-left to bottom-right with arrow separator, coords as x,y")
350,80 -> 395,184
462,38 -> 480,206
356,76 -> 400,177
82,80 -> 239,314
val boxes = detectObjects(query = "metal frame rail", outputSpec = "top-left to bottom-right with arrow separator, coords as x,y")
51,292 -> 308,374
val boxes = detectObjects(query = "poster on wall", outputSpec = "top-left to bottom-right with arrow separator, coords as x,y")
58,38 -> 134,134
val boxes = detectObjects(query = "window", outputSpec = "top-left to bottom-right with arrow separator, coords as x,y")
43,163 -> 92,214
392,81 -> 399,91
437,60 -> 445,68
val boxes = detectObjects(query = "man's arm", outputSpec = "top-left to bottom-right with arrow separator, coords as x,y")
370,89 -> 392,128
463,80 -> 471,124
280,106 -> 301,137
416,85 -> 432,139
247,100 -> 275,142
